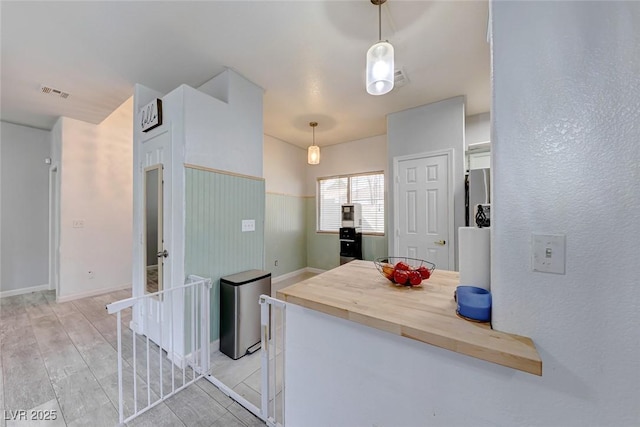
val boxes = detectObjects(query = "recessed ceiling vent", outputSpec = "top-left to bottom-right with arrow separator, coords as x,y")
40,84 -> 70,99
394,68 -> 409,87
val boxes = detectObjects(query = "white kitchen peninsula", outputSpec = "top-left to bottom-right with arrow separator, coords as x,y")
277,260 -> 541,427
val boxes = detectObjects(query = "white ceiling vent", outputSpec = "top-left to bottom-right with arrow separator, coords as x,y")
394,68 -> 409,87
40,84 -> 70,99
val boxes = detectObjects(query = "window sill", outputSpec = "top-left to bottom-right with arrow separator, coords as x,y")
316,230 -> 385,237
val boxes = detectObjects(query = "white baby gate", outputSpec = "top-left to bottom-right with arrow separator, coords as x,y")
205,295 -> 286,427
106,275 -> 212,425
106,279 -> 286,426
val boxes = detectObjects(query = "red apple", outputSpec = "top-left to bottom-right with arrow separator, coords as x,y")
393,269 -> 409,285
395,261 -> 410,271
417,266 -> 431,280
408,270 -> 422,286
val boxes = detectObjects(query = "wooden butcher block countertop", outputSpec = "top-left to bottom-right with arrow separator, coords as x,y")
277,260 -> 542,376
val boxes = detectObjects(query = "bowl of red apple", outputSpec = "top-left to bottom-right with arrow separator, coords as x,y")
374,257 -> 435,287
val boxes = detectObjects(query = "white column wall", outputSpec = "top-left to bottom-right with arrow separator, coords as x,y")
387,96 -> 465,269
490,0 -> 640,422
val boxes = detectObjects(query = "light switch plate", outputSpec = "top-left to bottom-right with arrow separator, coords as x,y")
72,219 -> 85,228
532,233 -> 566,274
242,219 -> 255,232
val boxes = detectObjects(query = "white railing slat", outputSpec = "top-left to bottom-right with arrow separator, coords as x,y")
108,276 -> 212,424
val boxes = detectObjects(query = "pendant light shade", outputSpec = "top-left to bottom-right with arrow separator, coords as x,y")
366,41 -> 394,95
366,0 -> 394,96
307,122 -> 320,165
308,145 -> 320,165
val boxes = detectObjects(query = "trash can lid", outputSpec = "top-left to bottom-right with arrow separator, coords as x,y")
220,269 -> 271,286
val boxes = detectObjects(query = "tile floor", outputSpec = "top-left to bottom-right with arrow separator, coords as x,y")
0,288 -> 264,427
0,271 -> 315,427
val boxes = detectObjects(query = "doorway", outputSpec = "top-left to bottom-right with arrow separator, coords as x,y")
136,129 -> 172,348
393,150 -> 454,270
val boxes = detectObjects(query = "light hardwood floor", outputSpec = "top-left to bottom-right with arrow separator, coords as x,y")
0,288 -> 265,427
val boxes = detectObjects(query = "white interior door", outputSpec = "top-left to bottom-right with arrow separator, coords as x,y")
395,152 -> 452,270
141,130 -> 172,345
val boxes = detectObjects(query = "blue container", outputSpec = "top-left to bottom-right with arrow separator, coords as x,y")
456,286 -> 491,322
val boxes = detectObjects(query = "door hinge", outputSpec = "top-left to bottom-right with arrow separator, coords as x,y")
395,175 -> 399,183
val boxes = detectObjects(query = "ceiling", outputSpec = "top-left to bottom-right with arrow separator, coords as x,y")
0,1 -> 490,148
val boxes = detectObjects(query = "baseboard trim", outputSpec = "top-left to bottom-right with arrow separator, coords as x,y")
168,339 -> 220,369
0,284 -> 49,298
272,268 -> 308,283
272,267 -> 326,283
57,283 -> 132,303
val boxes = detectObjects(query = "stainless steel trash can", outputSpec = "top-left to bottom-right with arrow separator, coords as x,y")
220,270 -> 271,360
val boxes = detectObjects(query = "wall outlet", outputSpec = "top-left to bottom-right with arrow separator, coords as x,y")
72,219 -> 85,228
532,233 -> 566,274
88,270 -> 95,279
241,219 -> 255,232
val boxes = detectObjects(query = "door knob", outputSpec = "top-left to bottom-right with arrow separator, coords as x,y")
156,250 -> 169,258
434,240 -> 446,245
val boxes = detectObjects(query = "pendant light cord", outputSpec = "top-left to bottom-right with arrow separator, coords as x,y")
310,121 -> 318,147
378,2 -> 382,41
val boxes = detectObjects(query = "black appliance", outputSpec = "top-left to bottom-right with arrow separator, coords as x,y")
339,227 -> 362,265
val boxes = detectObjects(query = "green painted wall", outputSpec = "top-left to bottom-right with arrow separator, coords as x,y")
265,193 -> 307,277
305,197 -> 388,271
362,233 -> 389,262
184,168 -> 265,342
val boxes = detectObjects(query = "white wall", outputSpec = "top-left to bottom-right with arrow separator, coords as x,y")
187,69 -> 264,178
264,134 -> 306,196
489,1 -> 639,424
57,98 -> 133,300
465,112 -> 490,147
0,122 -> 50,294
387,96 -> 465,269
304,134 -> 387,196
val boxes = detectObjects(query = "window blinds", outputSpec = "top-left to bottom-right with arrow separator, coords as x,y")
317,172 -> 384,234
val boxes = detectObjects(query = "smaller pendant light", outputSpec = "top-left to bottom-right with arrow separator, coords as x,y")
307,121 -> 320,165
366,0 -> 394,96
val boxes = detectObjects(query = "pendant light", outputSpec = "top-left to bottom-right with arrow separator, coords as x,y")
366,0 -> 394,96
307,122 -> 320,165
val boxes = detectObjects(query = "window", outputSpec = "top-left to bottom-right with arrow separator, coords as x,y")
317,172 -> 385,234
